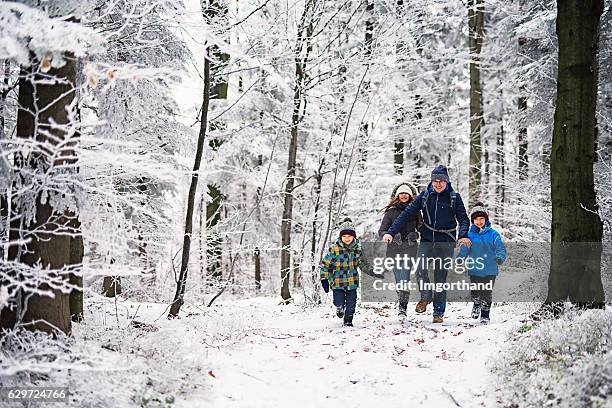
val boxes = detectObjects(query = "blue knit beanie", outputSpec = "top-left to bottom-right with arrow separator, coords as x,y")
431,165 -> 450,182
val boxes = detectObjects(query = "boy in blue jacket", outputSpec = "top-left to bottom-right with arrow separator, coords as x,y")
458,202 -> 506,324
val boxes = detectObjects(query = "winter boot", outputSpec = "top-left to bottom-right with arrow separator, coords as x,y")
398,302 -> 408,318
480,317 -> 490,325
471,302 -> 481,319
415,300 -> 430,314
336,306 -> 345,318
432,315 -> 443,324
343,314 -> 354,327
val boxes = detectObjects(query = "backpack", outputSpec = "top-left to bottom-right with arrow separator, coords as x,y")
420,189 -> 458,238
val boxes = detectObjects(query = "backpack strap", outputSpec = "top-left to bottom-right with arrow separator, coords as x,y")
420,190 -> 459,239
421,190 -> 429,211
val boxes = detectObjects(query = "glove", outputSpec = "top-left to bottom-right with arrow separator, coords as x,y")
496,258 -> 503,265
321,279 -> 330,293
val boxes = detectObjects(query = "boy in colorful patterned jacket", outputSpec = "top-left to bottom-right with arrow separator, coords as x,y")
320,218 -> 362,327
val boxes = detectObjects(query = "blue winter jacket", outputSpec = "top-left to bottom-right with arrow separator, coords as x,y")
457,220 -> 507,277
386,182 -> 470,242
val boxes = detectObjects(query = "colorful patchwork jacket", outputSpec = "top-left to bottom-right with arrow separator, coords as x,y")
320,238 -> 362,290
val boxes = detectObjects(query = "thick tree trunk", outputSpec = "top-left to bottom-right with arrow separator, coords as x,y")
1,53 -> 80,335
168,52 -> 211,318
468,0 -> 484,207
546,0 -> 604,306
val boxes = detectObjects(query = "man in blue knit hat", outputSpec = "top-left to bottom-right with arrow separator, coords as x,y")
383,165 -> 471,323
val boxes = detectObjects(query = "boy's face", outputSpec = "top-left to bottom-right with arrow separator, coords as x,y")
473,216 -> 486,228
341,234 -> 354,245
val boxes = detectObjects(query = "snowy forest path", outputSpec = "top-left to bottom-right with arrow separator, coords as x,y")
203,297 -> 526,407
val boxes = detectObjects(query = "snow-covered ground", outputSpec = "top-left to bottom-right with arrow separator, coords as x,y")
64,296 -> 533,407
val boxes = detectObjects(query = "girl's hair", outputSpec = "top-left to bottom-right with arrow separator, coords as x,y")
379,195 -> 422,227
380,196 -> 404,213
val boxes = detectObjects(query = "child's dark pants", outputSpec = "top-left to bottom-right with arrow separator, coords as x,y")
333,288 -> 357,317
470,275 -> 496,318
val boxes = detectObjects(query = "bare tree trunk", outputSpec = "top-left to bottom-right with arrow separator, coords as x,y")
292,258 -> 301,288
280,93 -> 300,301
102,275 -> 122,297
254,247 -> 261,290
0,60 -> 8,141
206,185 -> 223,280
394,138 -> 405,175
69,216 -> 84,322
280,0 -> 315,302
168,51 -> 211,318
0,60 -> 9,262
412,94 -> 424,186
545,0 -> 604,308
310,173 -> 323,303
483,137 -> 490,198
468,0 -> 484,207
518,94 -> 528,179
205,0 -> 230,280
357,1 -> 374,170
199,194 -> 205,283
496,88 -> 506,227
